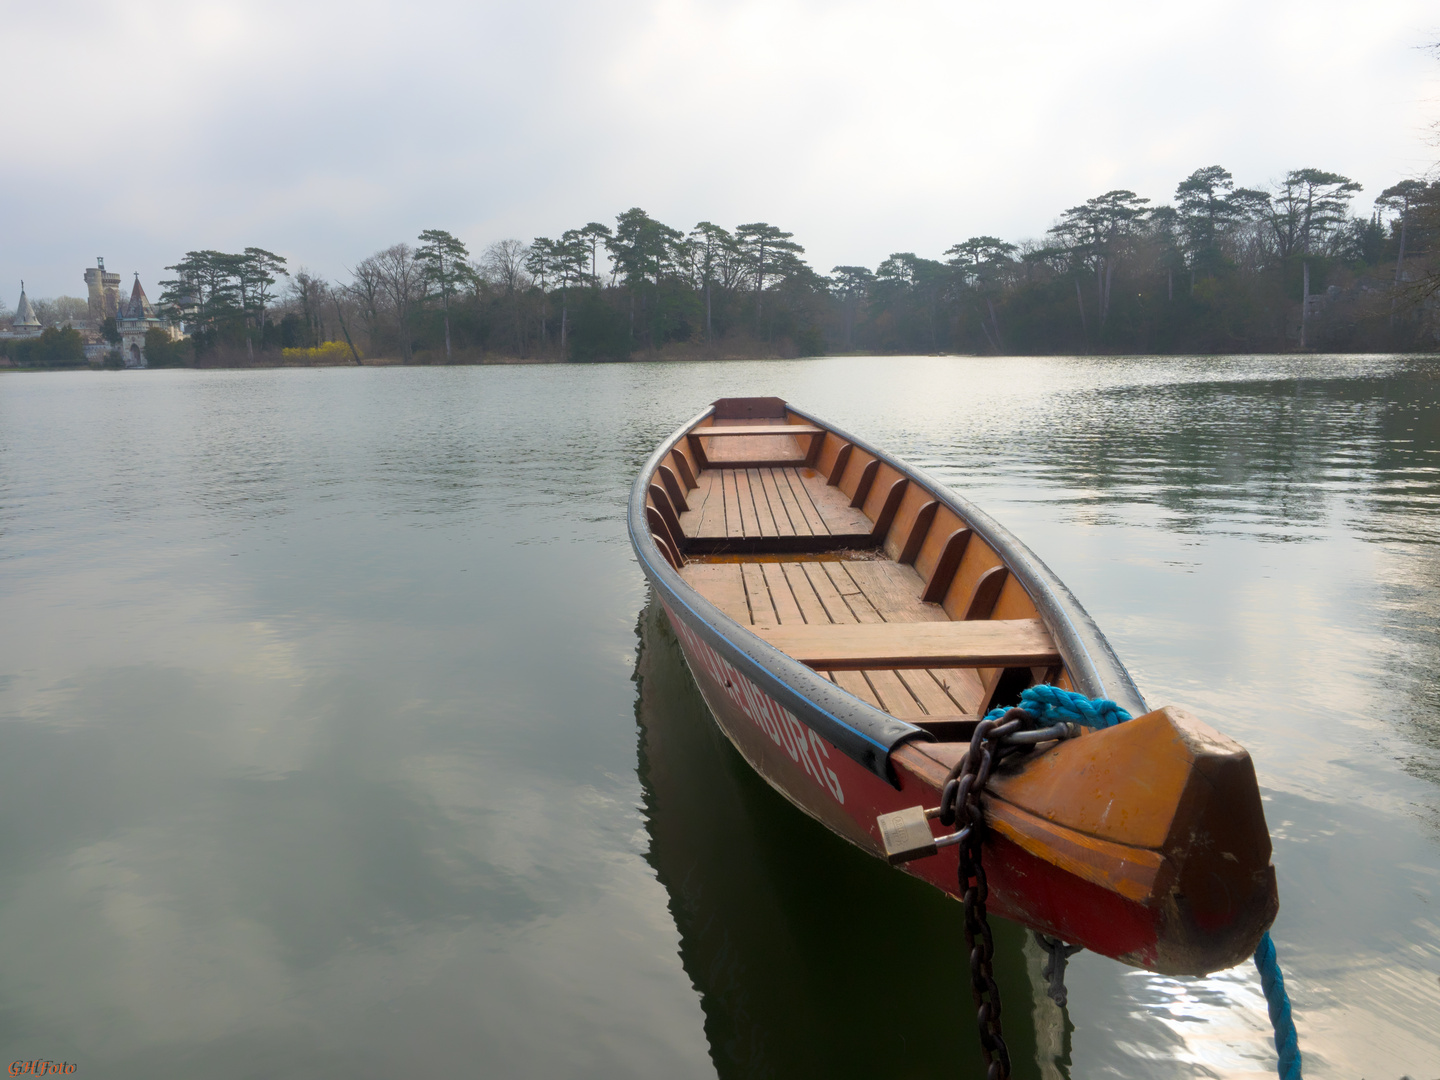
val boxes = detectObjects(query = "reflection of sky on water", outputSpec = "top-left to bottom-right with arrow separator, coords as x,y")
0,565 -> 711,1076
0,370 -> 712,1078
0,357 -> 1437,1077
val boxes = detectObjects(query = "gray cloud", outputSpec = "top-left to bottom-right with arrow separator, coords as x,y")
4,0 -> 1437,301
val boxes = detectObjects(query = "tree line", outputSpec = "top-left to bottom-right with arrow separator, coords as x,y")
7,165 -> 1440,366
181,166 -> 1440,363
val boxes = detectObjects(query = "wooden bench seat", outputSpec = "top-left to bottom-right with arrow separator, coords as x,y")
690,425 -> 824,438
677,559 -> 998,717
687,422 -> 823,468
748,619 -> 1059,670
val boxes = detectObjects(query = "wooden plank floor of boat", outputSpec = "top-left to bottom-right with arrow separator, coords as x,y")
679,557 -> 990,720
677,466 -> 872,539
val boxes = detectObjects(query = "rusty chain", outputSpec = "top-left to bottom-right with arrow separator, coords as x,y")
936,707 -> 1087,1080
938,711 -> 1024,1080
1034,932 -> 1085,1007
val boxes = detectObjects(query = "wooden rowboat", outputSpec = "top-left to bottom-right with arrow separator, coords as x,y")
628,397 -> 1278,976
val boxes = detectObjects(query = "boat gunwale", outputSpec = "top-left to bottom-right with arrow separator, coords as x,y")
628,401 -> 1147,785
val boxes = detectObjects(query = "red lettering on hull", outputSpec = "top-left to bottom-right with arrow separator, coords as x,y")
665,604 -> 845,805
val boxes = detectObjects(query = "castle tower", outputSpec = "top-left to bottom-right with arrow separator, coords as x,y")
120,273 -> 155,321
116,273 -> 164,368
84,257 -> 122,323
13,282 -> 41,331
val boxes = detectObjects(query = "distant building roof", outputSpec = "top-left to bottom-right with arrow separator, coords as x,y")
14,283 -> 40,329
119,274 -> 156,322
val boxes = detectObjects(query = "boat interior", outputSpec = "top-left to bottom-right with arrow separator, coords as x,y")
644,398 -> 1074,743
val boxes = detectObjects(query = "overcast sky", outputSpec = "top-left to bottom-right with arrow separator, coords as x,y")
4,0 -> 1438,304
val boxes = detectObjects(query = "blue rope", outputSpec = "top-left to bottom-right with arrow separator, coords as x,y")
982,683 -> 1132,728
1254,932 -> 1302,1079
986,684 -> 1302,1078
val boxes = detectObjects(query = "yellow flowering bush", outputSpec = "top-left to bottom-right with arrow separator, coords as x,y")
282,341 -> 358,363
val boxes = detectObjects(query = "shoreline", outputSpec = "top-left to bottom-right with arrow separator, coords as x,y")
3,348 -> 1438,373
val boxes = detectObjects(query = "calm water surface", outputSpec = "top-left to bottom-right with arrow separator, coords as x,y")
0,357 -> 1436,1078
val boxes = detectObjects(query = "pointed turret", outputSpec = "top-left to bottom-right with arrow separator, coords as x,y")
13,282 -> 40,329
121,274 -> 155,321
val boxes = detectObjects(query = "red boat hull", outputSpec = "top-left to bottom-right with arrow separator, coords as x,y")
663,600 -> 1276,975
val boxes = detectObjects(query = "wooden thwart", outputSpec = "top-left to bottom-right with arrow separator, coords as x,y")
680,556 -> 993,715
692,425 -> 825,438
749,618 -> 1059,670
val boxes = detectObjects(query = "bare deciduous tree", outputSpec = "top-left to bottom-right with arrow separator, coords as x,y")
343,256 -> 386,356
481,239 -> 529,292
30,296 -> 88,327
482,239 -> 530,355
373,243 -> 422,363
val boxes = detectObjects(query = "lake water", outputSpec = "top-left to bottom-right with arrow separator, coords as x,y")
0,356 -> 1436,1079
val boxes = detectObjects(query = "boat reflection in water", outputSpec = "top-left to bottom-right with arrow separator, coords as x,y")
634,595 -> 1072,1080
